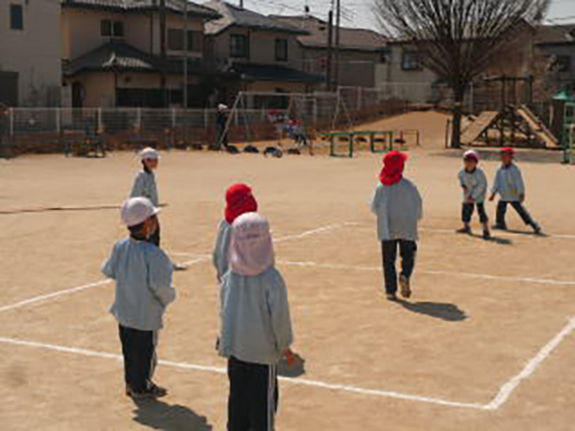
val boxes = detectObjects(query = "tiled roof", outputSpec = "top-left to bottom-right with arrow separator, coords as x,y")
228,62 -> 323,84
62,0 -> 220,20
204,1 -> 308,36
63,41 -> 209,76
271,15 -> 387,52
535,24 -> 575,45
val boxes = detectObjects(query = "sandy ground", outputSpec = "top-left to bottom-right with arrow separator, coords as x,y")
1,111 -> 575,430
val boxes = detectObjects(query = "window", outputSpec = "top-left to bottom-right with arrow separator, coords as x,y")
401,50 -> 422,71
10,4 -> 24,30
556,55 -> 572,73
101,19 -> 124,38
275,38 -> 288,62
230,34 -> 249,59
168,29 -> 203,52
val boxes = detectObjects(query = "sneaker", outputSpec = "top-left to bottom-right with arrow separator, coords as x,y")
483,230 -> 491,240
386,292 -> 398,301
532,223 -> 543,235
128,383 -> 168,400
148,383 -> 168,398
173,263 -> 188,271
456,226 -> 471,234
399,275 -> 412,299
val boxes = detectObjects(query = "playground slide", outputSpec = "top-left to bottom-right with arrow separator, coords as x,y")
460,111 -> 499,145
518,105 -> 559,148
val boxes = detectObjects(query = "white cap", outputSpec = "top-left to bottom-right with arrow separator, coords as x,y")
218,104 -> 228,111
463,150 -> 479,161
140,147 -> 159,161
121,197 -> 160,227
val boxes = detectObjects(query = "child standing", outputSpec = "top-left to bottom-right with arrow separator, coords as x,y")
219,212 -> 295,431
457,150 -> 491,240
371,151 -> 423,301
102,197 -> 176,399
489,147 -> 542,234
213,183 -> 258,282
131,147 -> 161,246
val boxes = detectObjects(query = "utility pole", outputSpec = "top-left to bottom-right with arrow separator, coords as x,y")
334,0 -> 341,89
183,0 -> 188,108
326,9 -> 333,91
160,0 -> 167,106
240,0 -> 244,8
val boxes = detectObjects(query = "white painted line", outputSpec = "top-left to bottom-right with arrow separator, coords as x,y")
0,280 -> 113,314
485,317 -> 575,411
273,222 -> 356,243
0,336 -> 487,410
278,260 -> 575,286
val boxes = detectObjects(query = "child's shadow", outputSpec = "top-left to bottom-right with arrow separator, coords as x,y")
277,353 -> 306,378
468,233 -> 513,245
396,299 -> 468,322
503,229 -> 548,238
132,399 -> 213,431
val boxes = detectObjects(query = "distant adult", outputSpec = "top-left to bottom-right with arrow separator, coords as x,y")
215,104 -> 229,149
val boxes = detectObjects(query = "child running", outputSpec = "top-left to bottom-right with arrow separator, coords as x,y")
131,148 -> 161,246
457,150 -> 491,240
371,151 -> 423,301
489,147 -> 542,234
219,212 -> 295,431
213,183 -> 258,282
101,197 -> 176,400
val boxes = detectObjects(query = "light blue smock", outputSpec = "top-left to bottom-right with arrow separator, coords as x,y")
459,168 -> 488,203
491,164 -> 525,202
130,170 -> 159,207
212,220 -> 232,280
102,238 -> 176,331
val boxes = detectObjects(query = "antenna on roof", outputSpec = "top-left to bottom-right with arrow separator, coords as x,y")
239,0 -> 244,8
305,2 -> 310,17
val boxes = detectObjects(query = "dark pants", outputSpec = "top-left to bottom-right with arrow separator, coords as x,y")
227,356 -> 278,431
118,325 -> 157,392
148,223 -> 161,247
462,202 -> 489,224
381,240 -> 417,295
496,201 -> 537,228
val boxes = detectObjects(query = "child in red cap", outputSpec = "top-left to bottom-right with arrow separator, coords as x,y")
371,151 -> 423,301
489,147 -> 542,234
212,183 -> 259,281
457,150 -> 491,239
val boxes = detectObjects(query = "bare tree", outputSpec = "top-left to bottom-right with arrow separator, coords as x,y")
374,0 -> 550,148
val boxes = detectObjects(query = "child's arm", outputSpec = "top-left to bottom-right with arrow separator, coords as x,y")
489,170 -> 501,201
475,170 -> 488,202
101,245 -> 118,279
413,184 -> 423,220
370,185 -> 382,215
267,272 -> 294,355
148,250 -> 177,307
130,173 -> 145,199
515,168 -> 526,201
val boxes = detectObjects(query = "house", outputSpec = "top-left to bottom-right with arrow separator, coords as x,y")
0,0 -> 62,107
61,0 -> 220,108
272,15 -> 388,88
203,1 -> 323,105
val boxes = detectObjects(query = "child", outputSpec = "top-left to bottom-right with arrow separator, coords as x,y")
131,147 -> 161,246
219,212 -> 295,431
489,147 -> 542,234
212,183 -> 258,282
371,151 -> 423,301
457,150 -> 491,240
102,197 -> 176,400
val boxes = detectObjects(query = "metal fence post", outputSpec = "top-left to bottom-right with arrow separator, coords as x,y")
9,108 -> 14,136
97,108 -> 102,132
56,108 -> 61,134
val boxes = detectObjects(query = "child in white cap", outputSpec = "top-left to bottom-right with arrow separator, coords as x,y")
131,148 -> 161,246
102,197 -> 176,400
219,212 -> 295,431
457,150 -> 491,240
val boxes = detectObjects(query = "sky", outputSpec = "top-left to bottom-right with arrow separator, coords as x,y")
240,0 -> 575,31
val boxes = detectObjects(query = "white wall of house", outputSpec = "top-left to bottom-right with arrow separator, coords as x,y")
0,0 -> 62,106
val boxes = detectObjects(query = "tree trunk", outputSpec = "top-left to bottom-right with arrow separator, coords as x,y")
450,91 -> 464,149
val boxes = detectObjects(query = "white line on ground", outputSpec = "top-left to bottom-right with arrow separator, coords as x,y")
0,280 -> 113,314
484,317 -> 575,411
277,260 -> 575,286
273,222 -> 357,243
0,336 -> 486,410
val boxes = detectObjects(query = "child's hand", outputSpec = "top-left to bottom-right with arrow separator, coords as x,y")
519,193 -> 525,203
283,349 -> 297,366
489,194 -> 496,202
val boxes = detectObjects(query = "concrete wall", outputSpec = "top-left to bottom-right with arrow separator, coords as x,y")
0,0 -> 62,106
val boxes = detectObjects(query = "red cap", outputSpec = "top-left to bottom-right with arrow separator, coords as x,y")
500,147 -> 516,155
